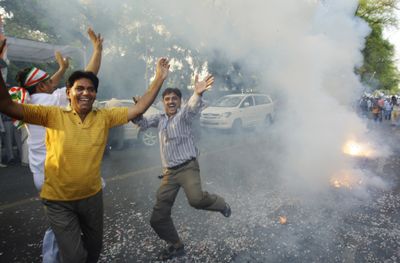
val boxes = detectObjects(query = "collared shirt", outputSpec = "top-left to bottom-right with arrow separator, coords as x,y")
134,93 -> 203,168
22,103 -> 128,201
27,87 -> 69,175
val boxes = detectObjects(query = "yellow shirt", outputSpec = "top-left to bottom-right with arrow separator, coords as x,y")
22,104 -> 128,201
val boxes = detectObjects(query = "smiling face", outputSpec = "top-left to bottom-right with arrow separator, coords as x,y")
67,78 -> 97,119
163,92 -> 181,117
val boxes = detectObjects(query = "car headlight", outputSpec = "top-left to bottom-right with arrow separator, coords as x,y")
222,112 -> 232,118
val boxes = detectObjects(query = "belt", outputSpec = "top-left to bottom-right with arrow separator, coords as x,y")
167,158 -> 196,170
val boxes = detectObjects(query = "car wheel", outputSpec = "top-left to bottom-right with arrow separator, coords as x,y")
231,119 -> 242,133
139,129 -> 158,147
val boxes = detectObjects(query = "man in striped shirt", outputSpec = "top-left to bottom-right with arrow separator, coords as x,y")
134,74 -> 231,261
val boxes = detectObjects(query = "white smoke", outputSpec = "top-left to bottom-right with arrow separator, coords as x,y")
35,0 -> 377,195
147,0 -> 374,195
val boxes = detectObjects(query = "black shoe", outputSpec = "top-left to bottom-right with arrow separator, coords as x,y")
221,203 -> 231,217
158,244 -> 185,261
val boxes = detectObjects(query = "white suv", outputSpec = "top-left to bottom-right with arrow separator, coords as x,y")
200,94 -> 275,131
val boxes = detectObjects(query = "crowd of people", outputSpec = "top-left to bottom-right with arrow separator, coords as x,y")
358,95 -> 400,126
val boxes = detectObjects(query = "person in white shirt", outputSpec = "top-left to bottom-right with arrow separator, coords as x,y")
383,98 -> 392,121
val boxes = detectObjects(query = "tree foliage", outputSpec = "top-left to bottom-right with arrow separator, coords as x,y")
0,0 -> 58,42
0,0 -> 211,99
1,0 -> 398,97
356,0 -> 400,92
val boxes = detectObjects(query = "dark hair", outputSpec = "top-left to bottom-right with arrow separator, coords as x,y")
15,68 -> 37,95
162,88 -> 181,99
66,71 -> 99,92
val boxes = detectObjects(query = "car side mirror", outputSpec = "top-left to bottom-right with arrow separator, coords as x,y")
243,102 -> 250,107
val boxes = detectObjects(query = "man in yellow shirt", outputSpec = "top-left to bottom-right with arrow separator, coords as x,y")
0,38 -> 170,262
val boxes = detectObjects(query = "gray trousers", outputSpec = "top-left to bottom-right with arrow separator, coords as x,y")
150,159 -> 226,244
42,190 -> 103,263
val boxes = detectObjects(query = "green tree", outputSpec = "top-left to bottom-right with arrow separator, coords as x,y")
0,0 -> 204,98
1,0 -> 60,42
356,0 -> 400,92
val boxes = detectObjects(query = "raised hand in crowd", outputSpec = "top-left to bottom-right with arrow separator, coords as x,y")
88,27 -> 103,52
194,74 -> 214,96
55,51 -> 70,71
155,57 -> 170,81
48,51 -> 70,88
127,57 -> 169,120
86,27 -> 103,74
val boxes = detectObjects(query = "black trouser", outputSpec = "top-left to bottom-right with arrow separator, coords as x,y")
42,190 -> 103,263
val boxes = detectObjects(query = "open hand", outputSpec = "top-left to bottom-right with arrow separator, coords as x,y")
88,27 -> 103,51
55,51 -> 70,71
155,57 -> 170,80
194,74 -> 214,95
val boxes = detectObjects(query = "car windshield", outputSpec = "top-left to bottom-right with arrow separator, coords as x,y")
213,96 -> 243,107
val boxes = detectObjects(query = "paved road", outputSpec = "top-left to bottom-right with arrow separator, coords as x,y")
1,126 -> 400,262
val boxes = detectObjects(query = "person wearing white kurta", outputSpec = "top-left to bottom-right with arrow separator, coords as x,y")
27,87 -> 68,189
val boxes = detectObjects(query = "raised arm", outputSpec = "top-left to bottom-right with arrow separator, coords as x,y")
194,74 -> 214,96
85,28 -> 103,74
49,51 -> 69,88
127,58 -> 169,120
185,74 -> 214,115
0,40 -> 24,120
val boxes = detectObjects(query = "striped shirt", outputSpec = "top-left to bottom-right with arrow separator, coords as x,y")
134,93 -> 203,168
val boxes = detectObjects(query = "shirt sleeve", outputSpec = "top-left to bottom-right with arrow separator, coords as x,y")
132,114 -> 160,130
104,107 -> 129,128
22,104 -> 55,127
182,93 -> 204,120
